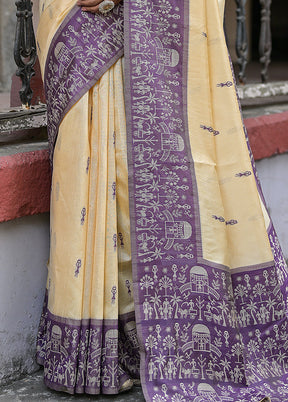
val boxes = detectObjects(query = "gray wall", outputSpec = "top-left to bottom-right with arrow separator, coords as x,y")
0,1 -> 17,92
0,213 -> 49,386
257,153 -> 288,257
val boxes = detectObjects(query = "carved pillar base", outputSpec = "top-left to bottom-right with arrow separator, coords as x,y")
259,0 -> 272,83
14,0 -> 37,108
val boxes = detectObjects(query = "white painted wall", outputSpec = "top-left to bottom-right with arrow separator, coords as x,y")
0,213 -> 49,386
0,153 -> 287,386
256,153 -> 288,259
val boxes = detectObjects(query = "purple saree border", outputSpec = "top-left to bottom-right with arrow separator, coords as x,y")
124,1 -> 288,401
123,2 -> 145,399
197,258 -> 275,274
181,0 -> 203,259
44,4 -> 124,163
37,291 -> 139,395
124,1 -> 201,400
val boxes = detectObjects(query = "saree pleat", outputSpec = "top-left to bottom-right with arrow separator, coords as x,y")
37,58 -> 139,394
36,0 -> 288,400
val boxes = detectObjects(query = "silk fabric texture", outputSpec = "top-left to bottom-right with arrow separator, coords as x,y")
36,1 -> 288,401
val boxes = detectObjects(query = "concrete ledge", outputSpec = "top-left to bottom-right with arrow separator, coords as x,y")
0,111 -> 288,223
0,149 -> 51,222
245,111 -> 288,160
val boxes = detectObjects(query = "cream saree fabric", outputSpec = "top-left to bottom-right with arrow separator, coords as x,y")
37,2 -> 138,394
38,0 -> 133,324
36,1 -> 288,400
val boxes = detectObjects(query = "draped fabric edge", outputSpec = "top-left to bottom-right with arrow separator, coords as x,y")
36,1 -> 288,401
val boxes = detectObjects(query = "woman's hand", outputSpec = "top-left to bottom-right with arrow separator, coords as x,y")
77,0 -> 122,14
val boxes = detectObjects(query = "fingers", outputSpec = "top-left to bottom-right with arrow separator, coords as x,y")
77,0 -> 102,13
77,0 -> 102,7
77,0 -> 122,14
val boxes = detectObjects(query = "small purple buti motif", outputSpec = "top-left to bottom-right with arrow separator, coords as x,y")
75,259 -> 82,277
81,207 -> 86,225
212,215 -> 225,223
202,32 -> 207,38
125,280 -> 132,296
118,232 -> 124,247
113,131 -> 116,146
217,81 -> 233,88
226,219 -> 238,225
111,285 -> 117,304
86,157 -> 90,174
113,234 -> 117,251
200,124 -> 220,136
112,182 -> 116,200
235,171 -> 252,177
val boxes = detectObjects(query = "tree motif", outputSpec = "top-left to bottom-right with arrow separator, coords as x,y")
150,293 -> 161,319
140,274 -> 154,296
163,334 -> 176,356
266,296 -> 277,321
119,347 -> 130,366
196,296 -> 205,320
264,337 -> 277,357
231,343 -> 243,363
276,350 -> 288,370
171,393 -> 186,402
246,300 -> 258,325
154,353 -> 166,379
219,357 -> 231,382
170,292 -> 182,318
145,334 -> 158,356
108,360 -> 117,388
247,339 -> 260,358
253,283 -> 266,303
246,360 -> 256,375
77,360 -> 86,386
63,358 -> 74,386
159,275 -> 173,296
234,284 -> 248,304
152,395 -> 166,402
174,351 -> 185,379
198,354 -> 207,380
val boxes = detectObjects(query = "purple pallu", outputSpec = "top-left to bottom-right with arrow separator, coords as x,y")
38,0 -> 288,401
125,1 -> 288,402
43,4 -> 124,163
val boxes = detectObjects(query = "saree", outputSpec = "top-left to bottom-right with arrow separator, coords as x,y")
36,0 -> 288,401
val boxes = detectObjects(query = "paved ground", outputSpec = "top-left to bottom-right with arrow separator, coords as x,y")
0,370 -> 145,402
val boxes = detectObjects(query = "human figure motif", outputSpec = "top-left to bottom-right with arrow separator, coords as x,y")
143,299 -> 150,320
148,360 -> 154,381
